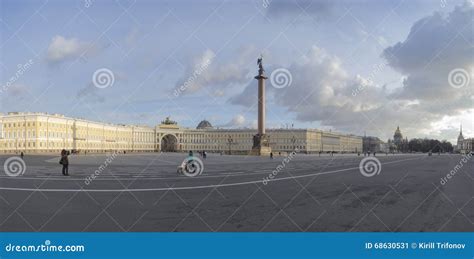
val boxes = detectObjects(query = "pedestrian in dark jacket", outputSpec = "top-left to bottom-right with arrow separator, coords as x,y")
60,149 -> 69,176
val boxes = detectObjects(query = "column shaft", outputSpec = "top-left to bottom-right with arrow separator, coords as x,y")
258,78 -> 265,135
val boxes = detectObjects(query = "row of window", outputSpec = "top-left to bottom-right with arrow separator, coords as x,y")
1,122 -> 71,128
1,131 -> 154,142
2,122 -> 38,128
179,138 -> 307,144
0,142 -> 155,149
2,141 -> 359,151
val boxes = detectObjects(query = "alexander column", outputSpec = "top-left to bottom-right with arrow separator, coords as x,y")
251,56 -> 272,156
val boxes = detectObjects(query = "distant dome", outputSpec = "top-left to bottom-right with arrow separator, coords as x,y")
197,120 -> 213,129
394,126 -> 402,138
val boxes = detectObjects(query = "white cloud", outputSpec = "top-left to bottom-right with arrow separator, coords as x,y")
46,35 -> 96,63
228,3 -> 474,142
382,3 -> 473,102
173,46 -> 256,97
231,46 -> 389,130
220,114 -> 246,128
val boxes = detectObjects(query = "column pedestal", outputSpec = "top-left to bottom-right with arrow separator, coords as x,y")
250,134 -> 272,156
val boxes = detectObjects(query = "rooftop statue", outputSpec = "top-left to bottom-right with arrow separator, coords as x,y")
161,116 -> 177,125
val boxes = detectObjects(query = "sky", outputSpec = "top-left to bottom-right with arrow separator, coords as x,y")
0,0 -> 472,143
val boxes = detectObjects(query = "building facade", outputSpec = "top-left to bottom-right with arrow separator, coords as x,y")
0,112 -> 362,154
455,124 -> 473,154
362,136 -> 389,153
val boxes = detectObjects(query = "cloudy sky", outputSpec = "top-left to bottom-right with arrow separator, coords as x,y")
0,0 -> 472,142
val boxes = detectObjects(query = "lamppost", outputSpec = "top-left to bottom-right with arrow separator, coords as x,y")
227,135 -> 234,155
0,119 -> 3,153
291,136 -> 296,151
320,132 -> 324,154
23,116 -> 27,153
64,119 -> 69,152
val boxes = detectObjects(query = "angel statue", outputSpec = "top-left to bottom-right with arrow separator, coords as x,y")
257,55 -> 264,73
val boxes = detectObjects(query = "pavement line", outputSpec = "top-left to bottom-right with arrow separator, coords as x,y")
0,170 -> 272,181
0,157 -> 422,192
0,156 -> 424,181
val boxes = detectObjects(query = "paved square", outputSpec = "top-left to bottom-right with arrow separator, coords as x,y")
0,153 -> 472,232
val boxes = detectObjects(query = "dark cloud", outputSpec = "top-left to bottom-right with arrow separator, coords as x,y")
76,83 -> 106,103
266,0 -> 336,19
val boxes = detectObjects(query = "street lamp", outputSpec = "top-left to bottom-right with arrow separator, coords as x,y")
227,135 -> 234,155
23,116 -> 27,153
291,136 -> 296,151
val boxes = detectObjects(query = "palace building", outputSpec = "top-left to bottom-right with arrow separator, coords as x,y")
0,112 -> 362,154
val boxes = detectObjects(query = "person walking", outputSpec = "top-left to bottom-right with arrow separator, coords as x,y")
60,149 -> 69,176
270,152 -> 273,159
20,152 -> 24,160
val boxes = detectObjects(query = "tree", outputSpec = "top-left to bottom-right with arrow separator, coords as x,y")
407,138 -> 453,153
